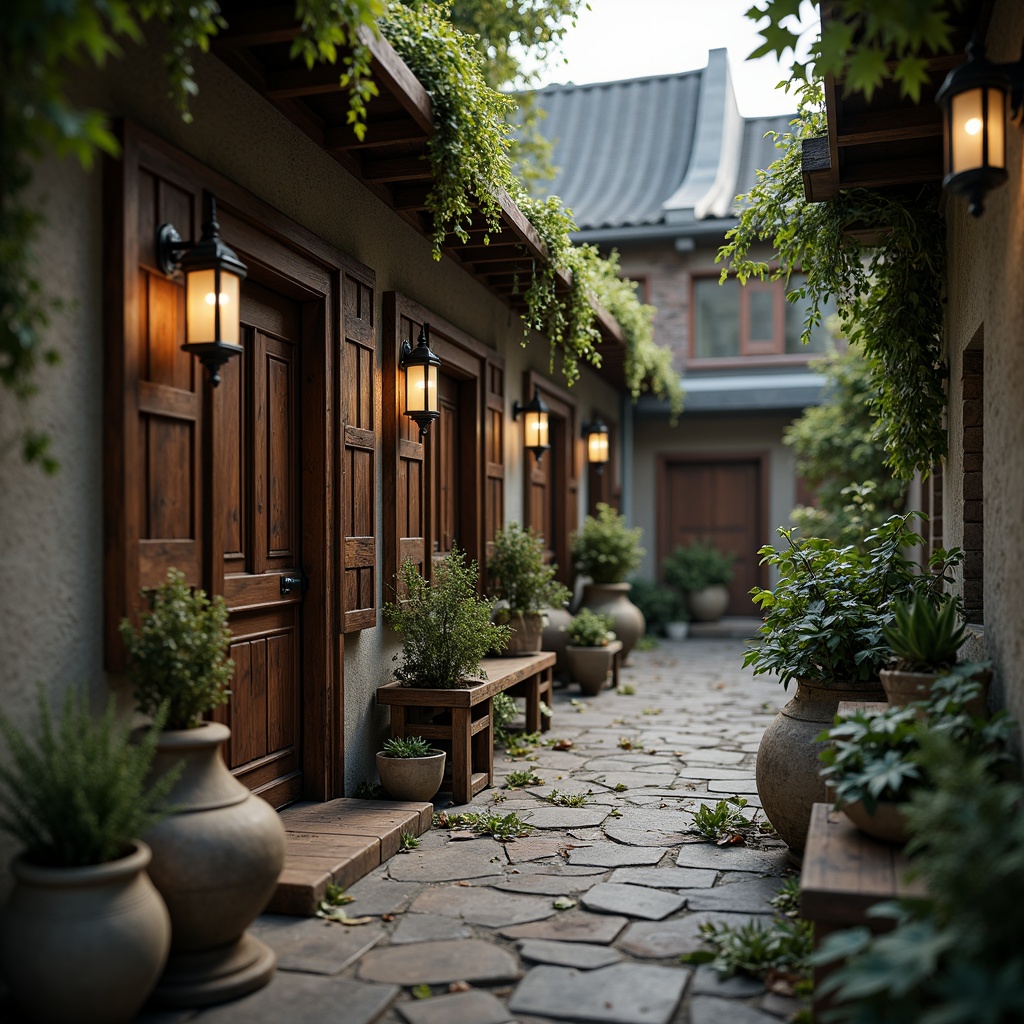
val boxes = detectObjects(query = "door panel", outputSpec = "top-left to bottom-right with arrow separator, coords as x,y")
214,281 -> 304,808
661,459 -> 763,615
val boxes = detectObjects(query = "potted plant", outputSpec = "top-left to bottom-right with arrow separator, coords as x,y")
385,545 -> 513,687
880,593 -> 988,712
818,669 -> 1013,845
120,568 -> 286,1007
488,522 -> 571,656
376,735 -> 446,802
0,690 -> 174,1024
571,503 -> 646,662
629,578 -> 689,640
564,608 -> 620,696
743,513 -> 962,854
663,540 -> 735,623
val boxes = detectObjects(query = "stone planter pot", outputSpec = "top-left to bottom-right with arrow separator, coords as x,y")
686,584 -> 730,623
541,605 -> 574,675
580,582 -> 645,664
880,667 -> 991,716
376,749 -> 446,802
139,722 -> 287,1007
755,676 -> 885,856
497,610 -> 545,656
565,644 -> 616,696
841,799 -> 910,846
0,841 -> 170,1024
665,621 -> 690,641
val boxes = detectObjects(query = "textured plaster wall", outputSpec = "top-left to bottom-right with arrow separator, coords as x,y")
942,1 -> 1024,725
0,39 -> 621,816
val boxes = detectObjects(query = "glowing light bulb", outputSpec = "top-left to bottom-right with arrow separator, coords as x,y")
965,116 -> 984,136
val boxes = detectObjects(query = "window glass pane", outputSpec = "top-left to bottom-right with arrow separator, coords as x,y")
694,277 -> 739,358
784,274 -> 836,355
748,289 -> 775,344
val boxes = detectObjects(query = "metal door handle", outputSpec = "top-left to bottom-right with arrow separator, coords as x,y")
280,574 -> 308,596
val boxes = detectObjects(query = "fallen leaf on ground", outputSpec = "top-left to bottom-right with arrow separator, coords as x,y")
449,981 -> 472,992
553,896 -> 576,910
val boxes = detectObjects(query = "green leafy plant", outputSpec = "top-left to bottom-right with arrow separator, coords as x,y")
882,593 -> 968,672
322,883 -> 354,907
488,521 -> 571,614
744,513 -> 962,688
771,876 -> 802,918
431,809 -> 532,840
119,567 -> 233,729
492,692 -> 519,745
381,735 -> 434,759
545,789 -> 589,807
400,832 -> 420,851
504,731 -> 542,757
628,578 -> 688,636
566,609 -> 614,648
571,503 -> 645,585
0,689 -> 177,867
384,545 -> 512,688
354,780 -> 384,799
818,670 -> 1013,815
663,540 -> 735,592
691,797 -> 757,843
505,768 -> 545,789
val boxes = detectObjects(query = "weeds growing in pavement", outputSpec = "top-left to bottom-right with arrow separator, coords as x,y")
545,789 -> 589,807
690,797 -> 765,843
432,810 -> 533,840
505,769 -> 545,789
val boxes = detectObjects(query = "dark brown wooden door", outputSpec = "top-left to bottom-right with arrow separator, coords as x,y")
431,373 -> 461,565
214,280 -> 304,807
660,458 -> 764,615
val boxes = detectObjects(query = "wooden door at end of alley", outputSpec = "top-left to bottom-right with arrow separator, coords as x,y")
661,458 -> 763,615
213,279 -> 305,808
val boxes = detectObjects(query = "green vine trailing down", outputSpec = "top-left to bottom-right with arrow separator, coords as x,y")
718,81 -> 946,480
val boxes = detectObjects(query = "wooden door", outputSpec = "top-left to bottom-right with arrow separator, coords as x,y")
214,279 -> 305,807
659,457 -> 765,615
431,373 -> 461,566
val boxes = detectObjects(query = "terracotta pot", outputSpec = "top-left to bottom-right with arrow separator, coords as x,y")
376,749 -> 446,801
0,842 -> 170,1024
880,667 -> 991,716
541,605 -> 574,674
580,582 -> 645,664
139,722 -> 287,1007
841,799 -> 910,845
565,644 -> 615,696
686,584 -> 730,623
498,610 -> 545,656
755,676 -> 886,855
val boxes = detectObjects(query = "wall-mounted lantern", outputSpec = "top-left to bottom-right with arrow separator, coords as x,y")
582,418 -> 610,475
158,196 -> 247,387
936,37 -> 1022,217
400,323 -> 441,436
513,387 -> 551,464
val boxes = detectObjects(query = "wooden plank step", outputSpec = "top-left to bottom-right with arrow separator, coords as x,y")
266,797 -> 433,917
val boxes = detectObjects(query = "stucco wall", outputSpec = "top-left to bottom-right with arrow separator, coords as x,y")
942,1 -> 1024,726
0,35 -> 620,861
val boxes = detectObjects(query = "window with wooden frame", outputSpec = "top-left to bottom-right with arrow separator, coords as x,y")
383,294 -> 504,597
690,272 -> 835,360
521,371 -> 578,586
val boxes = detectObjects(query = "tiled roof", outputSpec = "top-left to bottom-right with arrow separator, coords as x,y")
528,50 -> 792,235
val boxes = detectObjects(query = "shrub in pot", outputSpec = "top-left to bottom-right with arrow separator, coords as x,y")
384,545 -> 512,687
487,522 -> 571,656
663,540 -> 735,622
571,503 -> 646,661
743,513 -> 962,854
0,690 -> 175,1024
880,593 -> 987,712
818,669 -> 1013,846
564,608 -> 618,696
628,578 -> 689,639
120,568 -> 286,1007
376,735 -> 446,802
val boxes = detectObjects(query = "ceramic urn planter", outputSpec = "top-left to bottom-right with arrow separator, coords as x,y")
579,583 -> 645,663
686,584 -> 730,623
376,748 -> 447,801
880,667 -> 991,716
565,639 -> 622,696
498,611 -> 545,656
140,722 -> 287,1007
0,842 -> 171,1024
755,676 -> 886,856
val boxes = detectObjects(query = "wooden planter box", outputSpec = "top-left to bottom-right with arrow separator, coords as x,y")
376,652 -> 555,805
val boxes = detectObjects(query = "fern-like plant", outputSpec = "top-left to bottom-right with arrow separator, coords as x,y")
384,545 -> 512,688
0,690 -> 177,868
120,568 -> 233,730
882,594 -> 967,672
381,736 -> 434,759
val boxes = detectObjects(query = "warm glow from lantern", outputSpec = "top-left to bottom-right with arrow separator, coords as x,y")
405,360 -> 438,415
524,409 -> 548,449
588,430 -> 609,464
186,267 -> 241,345
951,87 -> 1005,174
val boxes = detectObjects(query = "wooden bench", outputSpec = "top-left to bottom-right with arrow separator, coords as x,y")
376,651 -> 556,805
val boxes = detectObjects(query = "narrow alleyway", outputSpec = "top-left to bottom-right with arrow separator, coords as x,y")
150,638 -> 796,1024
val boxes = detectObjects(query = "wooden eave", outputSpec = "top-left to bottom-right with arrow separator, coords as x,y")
802,1 -> 992,203
212,2 -> 629,386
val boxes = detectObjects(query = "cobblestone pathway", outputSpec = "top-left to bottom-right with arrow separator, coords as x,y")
156,638 -> 800,1024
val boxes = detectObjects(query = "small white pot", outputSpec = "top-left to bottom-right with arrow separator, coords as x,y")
665,621 -> 689,641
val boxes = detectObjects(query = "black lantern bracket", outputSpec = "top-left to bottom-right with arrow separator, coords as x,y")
400,323 -> 442,436
156,196 -> 247,387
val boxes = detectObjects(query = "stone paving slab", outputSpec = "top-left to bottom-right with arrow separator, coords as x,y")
408,884 -> 556,927
683,875 -> 785,914
567,842 -> 666,867
607,866 -> 718,889
619,912 -> 771,959
517,938 -> 623,969
190,973 -> 398,1024
248,915 -> 385,974
674,843 -> 790,875
690,964 -> 765,997
509,963 -> 689,1024
500,911 -> 629,944
387,840 -> 505,882
580,883 -> 686,920
521,806 -> 612,829
494,873 -> 599,896
339,874 -> 426,916
389,913 -> 473,945
690,995 -> 779,1024
357,939 -> 520,985
708,779 -> 761,794
394,989 -> 513,1024
503,837 -> 579,862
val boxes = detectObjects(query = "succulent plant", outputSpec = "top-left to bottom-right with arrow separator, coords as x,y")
882,593 -> 968,672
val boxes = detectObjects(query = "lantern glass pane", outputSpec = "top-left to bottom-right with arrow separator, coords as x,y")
218,271 -> 241,344
588,431 -> 609,464
406,361 -> 437,414
525,410 -> 549,449
951,86 -> 1007,174
185,268 -> 241,344
986,87 -> 1006,169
